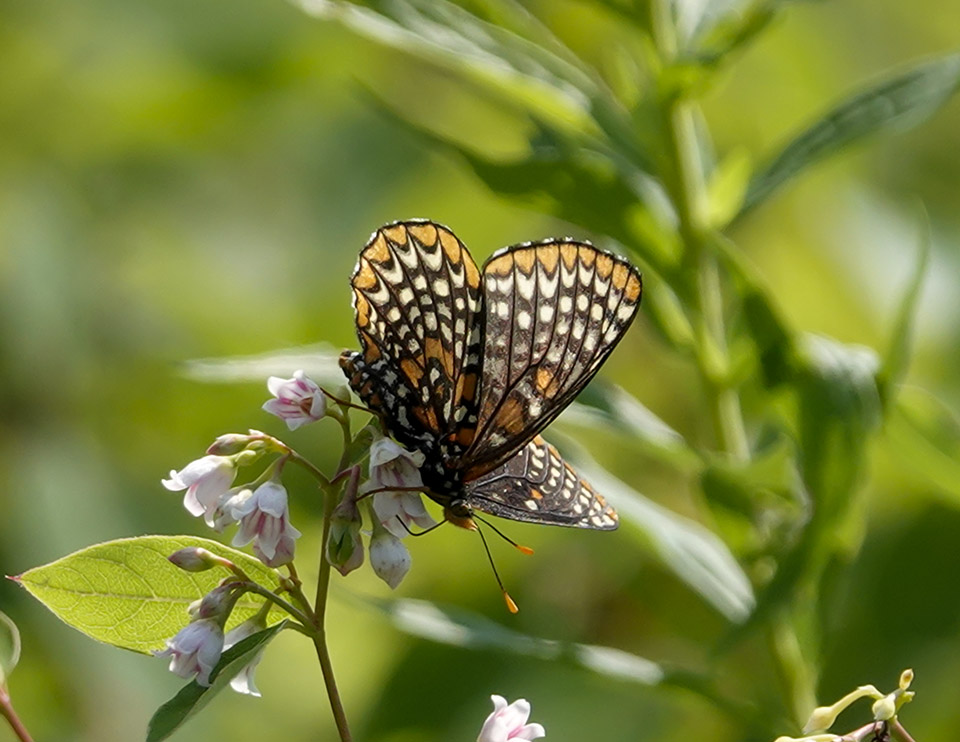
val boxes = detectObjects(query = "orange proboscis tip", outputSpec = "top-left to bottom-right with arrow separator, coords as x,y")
515,545 -> 535,556
504,592 -> 519,614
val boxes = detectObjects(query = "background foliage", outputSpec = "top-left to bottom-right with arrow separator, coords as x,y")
1,0 -> 960,740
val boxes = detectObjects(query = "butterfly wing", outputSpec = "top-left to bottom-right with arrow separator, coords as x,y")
461,240 -> 642,478
464,436 -> 618,530
340,220 -> 484,457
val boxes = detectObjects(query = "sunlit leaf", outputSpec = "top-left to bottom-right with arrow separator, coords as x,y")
15,536 -> 285,654
878,209 -> 931,406
742,53 -> 960,216
705,148 -> 752,229
886,388 -> 960,505
0,611 -> 21,685
182,343 -> 345,387
146,621 -> 288,742
294,0 -> 600,135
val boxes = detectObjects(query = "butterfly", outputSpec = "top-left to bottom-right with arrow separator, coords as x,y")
340,219 -> 642,532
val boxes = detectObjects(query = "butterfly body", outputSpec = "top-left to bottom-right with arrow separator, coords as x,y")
341,219 -> 642,531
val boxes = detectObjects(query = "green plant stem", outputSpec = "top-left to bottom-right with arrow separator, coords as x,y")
240,582 -> 314,628
0,687 -> 33,742
768,611 -> 817,728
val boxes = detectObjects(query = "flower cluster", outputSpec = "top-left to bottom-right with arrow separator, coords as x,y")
155,370 -> 441,691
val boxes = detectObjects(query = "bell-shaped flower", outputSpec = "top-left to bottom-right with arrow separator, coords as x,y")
365,436 -> 435,538
368,526 -> 411,589
154,618 -> 225,687
262,370 -> 327,430
477,696 -> 546,742
232,480 -> 301,567
223,615 -> 268,697
163,455 -> 237,520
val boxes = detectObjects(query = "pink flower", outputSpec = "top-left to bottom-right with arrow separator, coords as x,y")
223,616 -> 267,697
365,436 -> 435,538
231,480 -> 301,567
262,370 -> 327,430
477,696 -> 546,742
154,619 -> 225,687
162,455 -> 236,520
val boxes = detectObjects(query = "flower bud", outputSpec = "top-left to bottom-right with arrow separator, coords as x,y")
207,433 -> 256,455
193,583 -> 239,622
369,528 -> 410,589
168,547 -> 222,572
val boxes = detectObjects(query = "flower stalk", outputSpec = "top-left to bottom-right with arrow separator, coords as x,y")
0,687 -> 33,742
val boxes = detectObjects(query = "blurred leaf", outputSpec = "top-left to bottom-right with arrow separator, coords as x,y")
741,52 -> 960,216
0,611 -> 21,685
15,536 -> 284,654
146,621 -> 288,742
886,388 -> 960,505
561,382 -> 701,472
294,0 -> 601,135
701,437 -> 798,516
878,209 -> 931,406
182,343 -> 346,387
362,596 -> 665,685
559,446 -> 755,621
705,148 -> 752,229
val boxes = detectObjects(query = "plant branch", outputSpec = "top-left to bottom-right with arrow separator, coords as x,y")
0,687 -> 33,742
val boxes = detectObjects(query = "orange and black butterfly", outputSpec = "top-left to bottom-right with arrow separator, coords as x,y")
340,219 -> 642,532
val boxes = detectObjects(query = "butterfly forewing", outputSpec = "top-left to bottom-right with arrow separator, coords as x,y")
464,435 -> 618,529
461,241 -> 642,478
341,220 -> 484,458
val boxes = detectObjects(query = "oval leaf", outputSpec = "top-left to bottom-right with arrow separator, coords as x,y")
0,610 -> 21,684
146,621 -> 288,742
15,536 -> 285,654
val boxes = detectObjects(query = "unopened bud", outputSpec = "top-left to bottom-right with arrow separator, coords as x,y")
207,433 -> 255,455
369,528 -> 410,589
872,693 -> 897,722
328,518 -> 364,576
169,547 -> 221,572
193,583 -> 239,622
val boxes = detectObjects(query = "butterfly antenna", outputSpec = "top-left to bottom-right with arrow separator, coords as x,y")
394,517 -> 447,538
476,522 -> 519,614
474,515 -> 534,555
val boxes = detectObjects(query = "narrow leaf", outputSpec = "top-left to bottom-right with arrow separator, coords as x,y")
0,611 -> 21,684
742,53 -> 960,215
182,343 -> 345,387
878,208 -> 931,405
146,621 -> 288,742
15,536 -> 284,654
362,596 -> 665,685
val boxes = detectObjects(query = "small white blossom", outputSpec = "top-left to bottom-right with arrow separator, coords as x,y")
262,370 -> 327,430
368,529 -> 411,589
232,481 -> 301,567
366,437 -> 434,538
477,696 -> 546,742
224,616 -> 267,697
163,455 -> 236,520
154,619 -> 225,687
210,487 -> 254,531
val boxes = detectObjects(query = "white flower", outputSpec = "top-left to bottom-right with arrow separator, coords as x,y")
163,455 -> 237,520
262,370 -> 327,430
154,619 -> 225,687
210,486 -> 254,531
224,616 -> 267,697
368,529 -> 411,589
366,437 -> 434,538
477,696 -> 546,742
232,481 -> 302,567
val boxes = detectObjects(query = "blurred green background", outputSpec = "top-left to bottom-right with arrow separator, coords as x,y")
1,0 -> 959,740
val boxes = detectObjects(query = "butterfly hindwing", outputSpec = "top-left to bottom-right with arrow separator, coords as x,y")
342,220 -> 484,457
462,241 -> 642,478
464,435 -> 618,530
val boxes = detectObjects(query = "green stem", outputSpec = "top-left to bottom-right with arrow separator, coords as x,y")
240,582 -> 314,628
0,687 -> 33,742
768,611 -> 817,728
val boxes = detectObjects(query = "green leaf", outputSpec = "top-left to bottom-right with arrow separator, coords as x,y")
878,208 -> 931,406
742,53 -> 960,216
15,536 -> 285,654
700,437 -> 797,516
360,596 -> 665,685
146,621 -> 288,742
0,611 -> 21,685
886,388 -> 960,505
295,0 -> 600,136
556,442 -> 755,621
181,343 -> 345,387
561,382 -> 700,472
705,148 -> 752,229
